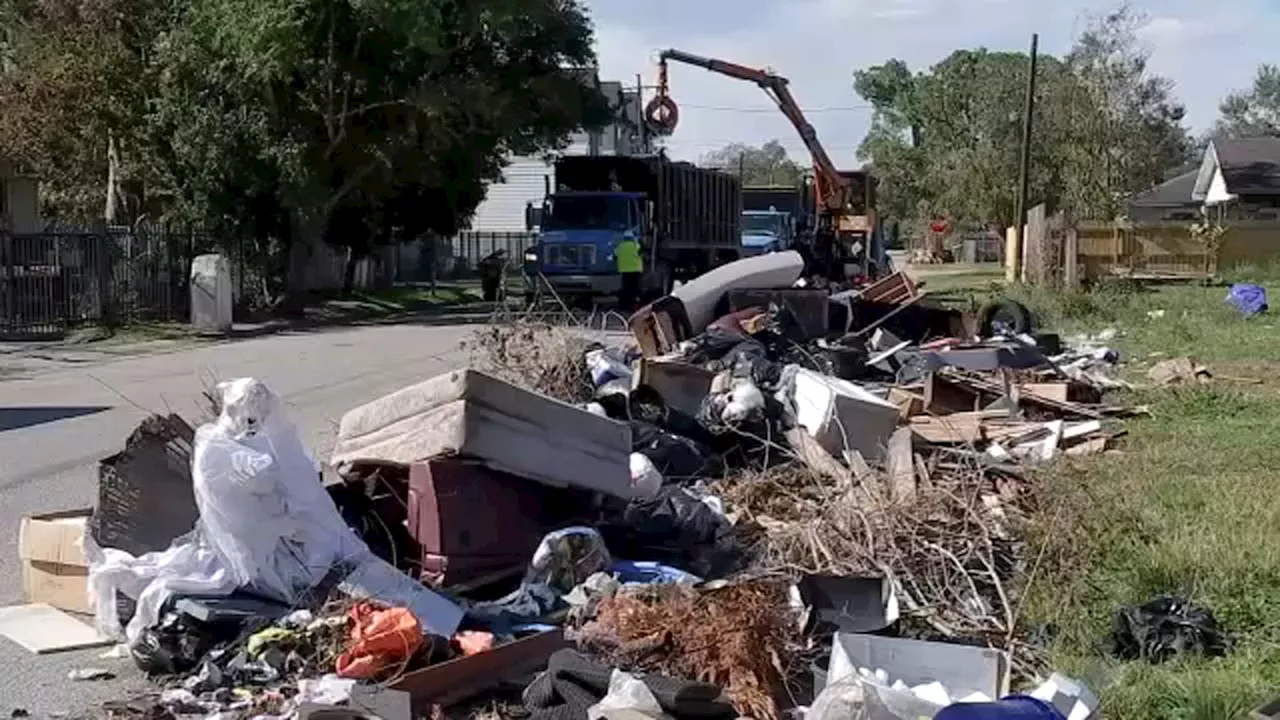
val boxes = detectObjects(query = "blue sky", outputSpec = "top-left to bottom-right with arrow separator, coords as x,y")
584,0 -> 1280,164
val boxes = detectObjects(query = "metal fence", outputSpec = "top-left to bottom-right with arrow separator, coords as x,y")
392,231 -> 537,284
0,226 -> 249,339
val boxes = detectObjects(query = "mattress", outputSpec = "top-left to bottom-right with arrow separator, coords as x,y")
671,250 -> 805,332
331,369 -> 634,498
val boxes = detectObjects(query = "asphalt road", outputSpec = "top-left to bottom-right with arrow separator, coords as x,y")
0,322 -> 481,716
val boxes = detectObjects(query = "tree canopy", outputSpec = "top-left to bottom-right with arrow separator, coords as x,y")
700,140 -> 806,187
852,7 -> 1192,226
1216,64 -> 1280,138
0,0 -> 609,292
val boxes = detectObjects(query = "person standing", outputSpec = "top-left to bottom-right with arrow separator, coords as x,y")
615,236 -> 644,312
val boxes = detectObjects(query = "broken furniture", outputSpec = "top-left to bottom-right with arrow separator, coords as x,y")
90,414 -> 199,558
791,368 -> 899,463
406,459 -> 591,586
630,296 -> 693,358
331,369 -> 634,499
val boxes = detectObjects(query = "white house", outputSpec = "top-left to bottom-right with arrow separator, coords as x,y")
467,78 -> 650,232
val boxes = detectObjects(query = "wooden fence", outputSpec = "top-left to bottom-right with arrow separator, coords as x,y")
1019,209 -> 1280,287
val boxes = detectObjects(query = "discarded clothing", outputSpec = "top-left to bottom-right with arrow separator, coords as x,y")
1227,283 -> 1268,315
523,649 -> 736,720
468,528 -> 612,635
464,582 -> 563,636
335,603 -> 424,679
1111,596 -> 1230,663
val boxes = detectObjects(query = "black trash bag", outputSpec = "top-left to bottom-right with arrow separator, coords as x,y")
1111,596 -> 1231,663
131,612 -> 216,676
630,421 -> 723,481
682,325 -> 750,365
595,486 -> 742,579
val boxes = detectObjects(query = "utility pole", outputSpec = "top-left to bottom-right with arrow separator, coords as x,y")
1009,33 -> 1038,283
635,73 -> 647,154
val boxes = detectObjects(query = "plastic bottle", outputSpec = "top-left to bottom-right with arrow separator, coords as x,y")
933,695 -> 1067,720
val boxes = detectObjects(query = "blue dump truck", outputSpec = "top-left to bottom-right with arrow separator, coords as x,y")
739,185 -> 814,256
523,155 -> 741,304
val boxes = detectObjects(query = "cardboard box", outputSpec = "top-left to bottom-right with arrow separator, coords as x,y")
19,509 -> 92,615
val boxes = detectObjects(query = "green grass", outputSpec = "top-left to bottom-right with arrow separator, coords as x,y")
962,275 -> 1280,718
311,283 -> 482,312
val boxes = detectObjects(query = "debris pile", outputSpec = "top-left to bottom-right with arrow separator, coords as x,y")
5,255 -> 1143,720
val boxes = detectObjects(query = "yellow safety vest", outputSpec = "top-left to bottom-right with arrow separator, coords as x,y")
615,239 -> 644,274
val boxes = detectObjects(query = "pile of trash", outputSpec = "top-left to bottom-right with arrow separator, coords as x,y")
9,252 -> 1139,720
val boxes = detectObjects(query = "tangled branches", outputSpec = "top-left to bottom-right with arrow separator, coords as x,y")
714,456 -> 1047,678
463,320 -> 596,404
572,582 -> 798,720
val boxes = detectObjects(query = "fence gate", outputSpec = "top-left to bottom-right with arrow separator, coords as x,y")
0,231 -> 108,339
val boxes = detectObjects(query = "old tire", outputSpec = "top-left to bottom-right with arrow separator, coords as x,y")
977,298 -> 1033,336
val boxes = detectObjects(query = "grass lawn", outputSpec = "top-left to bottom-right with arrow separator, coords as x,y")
961,274 -> 1280,718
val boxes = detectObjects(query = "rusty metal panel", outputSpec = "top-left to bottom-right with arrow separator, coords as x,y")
390,630 -> 570,710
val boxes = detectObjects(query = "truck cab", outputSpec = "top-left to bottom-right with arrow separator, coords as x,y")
522,155 -> 741,304
740,208 -> 794,256
524,189 -> 648,298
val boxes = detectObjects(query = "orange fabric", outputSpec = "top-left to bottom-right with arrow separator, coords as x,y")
454,630 -> 495,656
335,603 -> 424,679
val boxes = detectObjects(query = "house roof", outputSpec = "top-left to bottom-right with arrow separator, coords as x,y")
1193,136 -> 1280,201
1128,168 -> 1199,208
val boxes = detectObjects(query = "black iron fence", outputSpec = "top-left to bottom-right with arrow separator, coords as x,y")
0,226 -> 251,339
392,231 -> 537,284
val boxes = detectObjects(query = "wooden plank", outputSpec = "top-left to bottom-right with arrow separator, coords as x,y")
909,413 -> 984,444
924,372 -> 982,414
785,428 -> 855,487
1020,382 -> 1069,403
885,428 -> 916,501
1064,226 -> 1080,289
887,387 -> 925,420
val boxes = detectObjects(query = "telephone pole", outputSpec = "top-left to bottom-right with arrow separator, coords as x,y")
1009,33 -> 1038,282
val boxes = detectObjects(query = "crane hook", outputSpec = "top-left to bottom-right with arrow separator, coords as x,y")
644,58 -> 679,135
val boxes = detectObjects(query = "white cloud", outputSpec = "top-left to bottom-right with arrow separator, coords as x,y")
584,0 -> 1280,164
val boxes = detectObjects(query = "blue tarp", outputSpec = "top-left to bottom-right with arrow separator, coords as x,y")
1227,283 -> 1268,315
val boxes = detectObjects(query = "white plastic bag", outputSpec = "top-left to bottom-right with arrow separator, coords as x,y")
588,669 -> 671,720
86,378 -> 464,644
629,453 -> 663,498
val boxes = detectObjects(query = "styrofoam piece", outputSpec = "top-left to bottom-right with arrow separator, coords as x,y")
0,603 -> 113,654
827,632 -> 1010,702
671,251 -> 805,332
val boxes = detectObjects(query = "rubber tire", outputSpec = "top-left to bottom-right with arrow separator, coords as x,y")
977,298 -> 1033,336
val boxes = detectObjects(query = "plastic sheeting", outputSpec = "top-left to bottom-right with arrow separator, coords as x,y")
86,378 -> 463,645
1227,283 -> 1268,315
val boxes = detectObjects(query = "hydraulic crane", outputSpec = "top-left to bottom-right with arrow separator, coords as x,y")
645,49 -> 880,279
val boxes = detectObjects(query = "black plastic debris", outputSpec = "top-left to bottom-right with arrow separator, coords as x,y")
630,421 -> 722,481
1111,596 -> 1230,663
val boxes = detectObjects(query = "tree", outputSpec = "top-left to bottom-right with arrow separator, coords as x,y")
150,0 -> 610,296
851,5 -> 1191,227
0,0 -> 168,222
1,0 -> 610,297
1056,7 -> 1193,220
1216,64 -> 1280,137
854,50 -> 1071,228
701,140 -> 805,186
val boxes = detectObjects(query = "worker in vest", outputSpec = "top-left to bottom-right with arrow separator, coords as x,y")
615,235 -> 644,311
